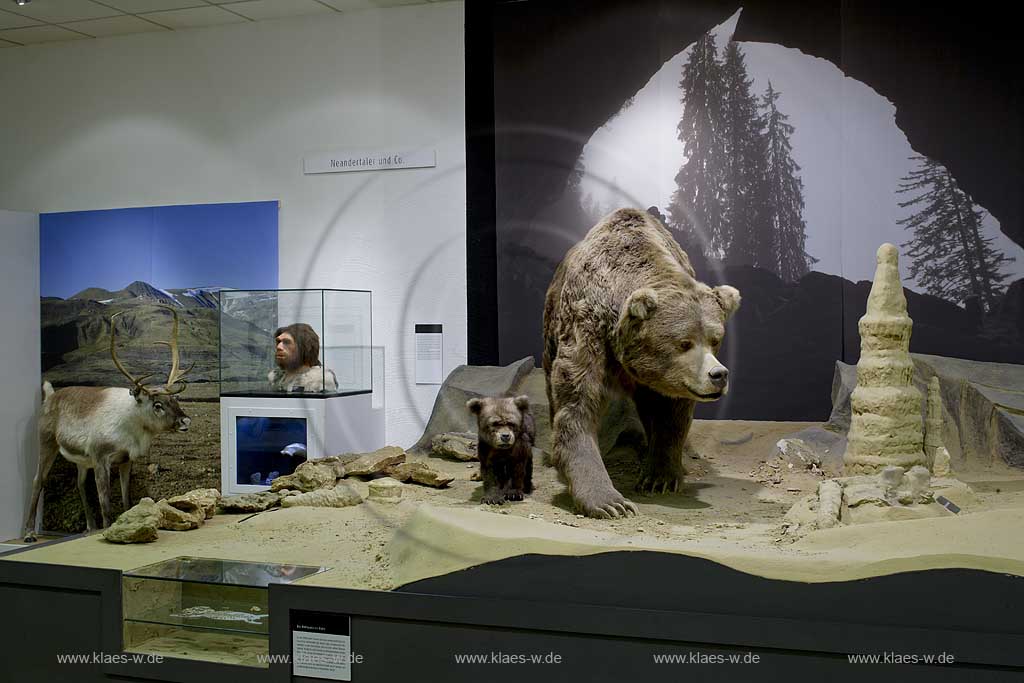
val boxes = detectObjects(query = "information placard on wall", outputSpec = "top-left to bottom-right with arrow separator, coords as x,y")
415,324 -> 443,385
304,147 -> 436,174
291,610 -> 353,681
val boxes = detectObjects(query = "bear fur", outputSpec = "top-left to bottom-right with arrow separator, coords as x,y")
543,208 -> 741,519
467,395 -> 535,505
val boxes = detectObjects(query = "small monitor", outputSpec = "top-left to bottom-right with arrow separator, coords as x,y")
235,416 -> 308,487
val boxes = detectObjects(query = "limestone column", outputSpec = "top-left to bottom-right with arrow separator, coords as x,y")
924,376 -> 945,465
843,244 -> 926,474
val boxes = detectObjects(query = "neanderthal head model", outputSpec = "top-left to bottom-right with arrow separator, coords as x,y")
274,323 -> 323,372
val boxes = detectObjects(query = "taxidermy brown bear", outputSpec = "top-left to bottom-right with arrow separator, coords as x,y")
543,208 -> 741,519
467,395 -> 535,505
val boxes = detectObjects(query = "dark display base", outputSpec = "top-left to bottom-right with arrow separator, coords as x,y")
1,543 -> 1021,682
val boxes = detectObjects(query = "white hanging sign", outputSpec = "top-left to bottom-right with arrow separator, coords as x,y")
415,323 -> 443,385
304,147 -> 436,174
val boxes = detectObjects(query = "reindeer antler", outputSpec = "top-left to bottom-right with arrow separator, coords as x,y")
110,311 -> 152,395
154,305 -> 193,394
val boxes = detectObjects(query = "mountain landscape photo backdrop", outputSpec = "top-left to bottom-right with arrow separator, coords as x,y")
38,200 -> 278,532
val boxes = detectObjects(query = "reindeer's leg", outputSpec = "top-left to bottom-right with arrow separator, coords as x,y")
94,461 -> 114,529
118,461 -> 132,511
22,439 -> 59,542
75,464 -> 97,533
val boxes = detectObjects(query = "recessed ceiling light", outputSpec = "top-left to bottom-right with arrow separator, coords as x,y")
14,0 -> 33,7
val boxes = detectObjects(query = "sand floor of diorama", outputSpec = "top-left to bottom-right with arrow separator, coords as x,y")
5,420 -> 1024,589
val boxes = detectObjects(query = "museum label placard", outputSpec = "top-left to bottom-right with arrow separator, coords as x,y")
304,148 -> 436,174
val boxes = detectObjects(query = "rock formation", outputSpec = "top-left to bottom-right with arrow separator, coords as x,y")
385,462 -> 454,488
167,488 -> 221,520
341,446 -> 407,477
219,491 -> 286,513
270,460 -> 341,492
280,482 -> 363,508
103,498 -> 161,543
924,376 -> 945,468
843,244 -> 927,474
368,477 -> 403,503
430,433 -> 479,461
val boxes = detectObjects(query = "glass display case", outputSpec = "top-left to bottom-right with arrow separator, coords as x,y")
219,289 -> 385,495
122,556 -> 328,667
220,288 -> 372,397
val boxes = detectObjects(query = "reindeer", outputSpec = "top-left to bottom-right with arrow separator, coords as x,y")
23,306 -> 193,542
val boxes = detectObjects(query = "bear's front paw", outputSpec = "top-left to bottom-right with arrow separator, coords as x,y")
574,486 -> 639,519
635,469 -> 684,494
504,488 -> 524,502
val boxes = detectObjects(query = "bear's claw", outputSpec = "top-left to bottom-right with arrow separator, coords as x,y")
576,489 -> 639,519
635,472 -> 683,494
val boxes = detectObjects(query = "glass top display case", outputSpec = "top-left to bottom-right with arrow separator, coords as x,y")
122,556 -> 328,668
220,288 -> 372,398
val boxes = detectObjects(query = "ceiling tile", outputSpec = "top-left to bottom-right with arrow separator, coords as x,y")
0,9 -> 43,29
222,0 -> 333,21
316,0 -> 376,11
62,14 -> 169,37
0,24 -> 90,44
6,0 -> 121,24
371,0 -> 428,6
141,5 -> 248,29
100,0 -> 208,13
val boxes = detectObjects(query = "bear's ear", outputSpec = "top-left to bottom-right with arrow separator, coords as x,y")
513,395 -> 530,412
466,398 -> 484,415
714,285 -> 741,318
625,288 -> 659,321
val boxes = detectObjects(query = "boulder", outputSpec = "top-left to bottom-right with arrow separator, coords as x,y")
219,491 -> 283,513
155,500 -> 204,531
280,483 -> 363,508
342,446 -> 406,477
410,357 -> 536,453
386,462 -> 455,488
368,477 -> 403,503
270,460 -> 340,492
167,488 -> 221,519
776,427 -> 846,476
430,433 -> 478,461
103,498 -> 160,544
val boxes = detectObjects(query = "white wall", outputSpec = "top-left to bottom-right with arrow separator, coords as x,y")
0,211 -> 40,541
0,3 -> 467,448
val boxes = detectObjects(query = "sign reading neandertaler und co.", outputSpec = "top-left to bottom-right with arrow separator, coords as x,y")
304,148 -> 436,174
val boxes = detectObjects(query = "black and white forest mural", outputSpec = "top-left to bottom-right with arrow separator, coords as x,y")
491,3 -> 1024,421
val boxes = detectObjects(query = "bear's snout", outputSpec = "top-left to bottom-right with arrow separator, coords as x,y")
499,432 -> 513,444
708,365 -> 729,388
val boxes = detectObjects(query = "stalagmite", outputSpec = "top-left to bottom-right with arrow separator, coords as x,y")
843,244 -> 927,474
924,376 -> 945,467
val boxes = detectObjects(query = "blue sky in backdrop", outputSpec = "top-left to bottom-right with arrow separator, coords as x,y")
40,201 -> 278,298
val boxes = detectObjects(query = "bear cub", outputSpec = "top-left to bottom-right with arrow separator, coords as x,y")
467,395 -> 535,505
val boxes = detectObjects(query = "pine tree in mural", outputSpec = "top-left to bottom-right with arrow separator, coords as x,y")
760,81 -> 813,281
669,33 -> 727,257
897,156 -> 1013,312
720,41 -> 768,267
